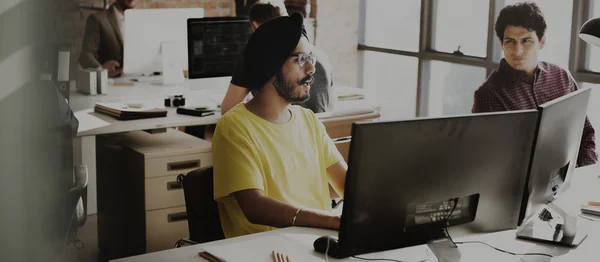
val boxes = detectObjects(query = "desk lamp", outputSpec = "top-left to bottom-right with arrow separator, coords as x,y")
579,17 -> 600,47
579,17 -> 600,178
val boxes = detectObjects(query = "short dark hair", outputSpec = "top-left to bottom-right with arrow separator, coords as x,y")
495,2 -> 547,42
249,1 -> 285,24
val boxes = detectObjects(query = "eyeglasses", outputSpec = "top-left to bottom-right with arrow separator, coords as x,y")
289,52 -> 316,68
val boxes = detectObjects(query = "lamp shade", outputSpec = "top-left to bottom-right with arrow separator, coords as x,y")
579,17 -> 600,47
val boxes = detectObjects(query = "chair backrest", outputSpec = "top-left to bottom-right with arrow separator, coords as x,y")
317,107 -> 381,162
180,166 -> 225,244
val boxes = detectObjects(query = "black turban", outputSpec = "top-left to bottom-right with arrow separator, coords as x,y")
244,13 -> 307,91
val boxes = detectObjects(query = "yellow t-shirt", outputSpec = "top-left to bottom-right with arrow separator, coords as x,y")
212,103 -> 343,238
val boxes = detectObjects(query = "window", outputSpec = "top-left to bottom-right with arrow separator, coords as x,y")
427,62 -> 486,117
363,0 -> 421,52
432,0 -> 489,57
499,0 -> 573,68
579,83 -> 600,129
359,0 -> 596,120
586,1 -> 600,72
362,51 -> 418,119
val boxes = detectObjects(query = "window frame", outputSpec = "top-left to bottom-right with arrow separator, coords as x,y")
358,0 -> 600,117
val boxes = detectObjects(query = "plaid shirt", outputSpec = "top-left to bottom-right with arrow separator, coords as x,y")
473,59 -> 597,167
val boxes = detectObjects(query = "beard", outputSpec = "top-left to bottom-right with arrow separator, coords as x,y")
272,70 -> 313,103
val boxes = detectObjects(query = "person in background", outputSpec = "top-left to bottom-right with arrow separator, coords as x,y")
212,13 -> 347,238
220,1 -> 337,115
472,2 -> 597,167
79,0 -> 135,77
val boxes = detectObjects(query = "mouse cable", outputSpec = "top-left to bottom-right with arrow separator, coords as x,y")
350,256 -> 430,262
350,256 -> 404,262
325,236 -> 330,262
453,241 -> 553,258
442,198 -> 553,258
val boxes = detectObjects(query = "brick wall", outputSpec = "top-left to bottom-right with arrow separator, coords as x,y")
315,0 -> 359,87
55,0 -> 235,71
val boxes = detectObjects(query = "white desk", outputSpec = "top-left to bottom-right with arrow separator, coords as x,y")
72,76 -> 375,137
71,76 -> 378,215
113,164 -> 600,262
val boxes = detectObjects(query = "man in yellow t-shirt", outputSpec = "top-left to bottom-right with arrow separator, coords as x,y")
212,13 -> 348,238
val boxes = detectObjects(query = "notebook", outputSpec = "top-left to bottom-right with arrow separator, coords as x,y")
94,102 -> 167,120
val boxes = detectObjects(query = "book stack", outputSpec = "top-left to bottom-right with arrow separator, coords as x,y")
94,102 -> 167,121
581,201 -> 600,217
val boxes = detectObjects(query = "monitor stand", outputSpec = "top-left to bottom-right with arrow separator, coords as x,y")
427,238 -> 461,262
515,207 -> 588,247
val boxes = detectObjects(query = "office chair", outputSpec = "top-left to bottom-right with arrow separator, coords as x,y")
176,167 -> 224,248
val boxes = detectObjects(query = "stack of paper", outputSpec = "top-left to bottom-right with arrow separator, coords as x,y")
581,201 -> 600,217
337,92 -> 365,101
202,236 -> 324,262
94,102 -> 167,120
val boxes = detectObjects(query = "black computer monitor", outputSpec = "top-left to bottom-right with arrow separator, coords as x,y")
187,17 -> 251,79
332,110 -> 539,258
516,88 -> 591,246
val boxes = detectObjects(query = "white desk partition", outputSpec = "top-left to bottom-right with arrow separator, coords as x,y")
123,8 -> 204,76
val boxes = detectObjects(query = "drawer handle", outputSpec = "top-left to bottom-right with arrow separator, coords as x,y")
167,181 -> 182,190
168,212 -> 188,223
167,160 -> 200,171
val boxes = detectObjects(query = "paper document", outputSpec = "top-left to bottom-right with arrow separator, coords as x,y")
74,110 -> 110,133
95,101 -> 164,112
202,235 -> 324,262
203,234 -> 432,262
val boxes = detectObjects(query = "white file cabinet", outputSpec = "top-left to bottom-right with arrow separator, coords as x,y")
96,128 -> 212,260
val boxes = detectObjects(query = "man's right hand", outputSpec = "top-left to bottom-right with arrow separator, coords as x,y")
102,60 -> 122,77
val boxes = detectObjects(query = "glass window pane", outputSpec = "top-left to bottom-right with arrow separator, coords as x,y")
364,0 -> 421,52
427,61 -> 486,117
586,1 -> 600,72
579,83 -> 600,130
362,51 -> 418,119
433,0 -> 489,57
499,0 -> 573,68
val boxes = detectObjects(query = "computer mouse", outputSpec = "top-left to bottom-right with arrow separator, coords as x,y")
313,236 -> 340,257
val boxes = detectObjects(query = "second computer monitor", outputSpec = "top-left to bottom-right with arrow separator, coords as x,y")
187,17 -> 251,79
337,110 -> 539,257
123,8 -> 204,76
519,87 -> 592,223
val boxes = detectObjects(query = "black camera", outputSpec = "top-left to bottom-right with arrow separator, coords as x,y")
165,95 -> 186,107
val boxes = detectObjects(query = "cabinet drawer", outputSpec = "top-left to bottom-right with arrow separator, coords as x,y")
145,175 -> 185,211
144,152 -> 212,178
146,206 -> 189,252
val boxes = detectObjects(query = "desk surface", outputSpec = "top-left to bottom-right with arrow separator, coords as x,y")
113,165 -> 600,262
72,76 -> 376,137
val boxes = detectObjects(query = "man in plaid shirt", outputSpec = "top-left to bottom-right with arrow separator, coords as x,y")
472,2 -> 597,167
